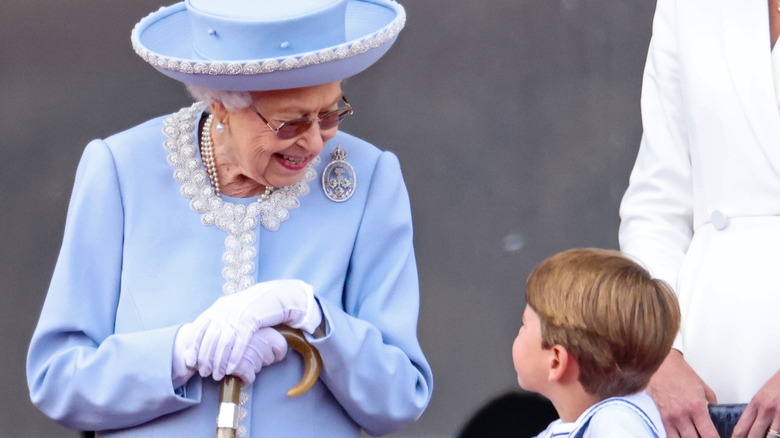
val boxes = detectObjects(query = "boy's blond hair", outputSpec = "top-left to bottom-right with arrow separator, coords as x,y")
526,248 -> 680,399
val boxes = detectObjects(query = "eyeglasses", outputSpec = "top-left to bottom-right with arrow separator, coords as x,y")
250,96 -> 353,140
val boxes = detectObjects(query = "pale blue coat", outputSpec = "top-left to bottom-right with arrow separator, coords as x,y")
26,106 -> 433,437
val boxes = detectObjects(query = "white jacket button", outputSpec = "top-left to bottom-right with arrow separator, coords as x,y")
711,210 -> 728,231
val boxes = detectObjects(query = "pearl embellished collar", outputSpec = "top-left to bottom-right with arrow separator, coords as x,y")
163,103 -> 318,235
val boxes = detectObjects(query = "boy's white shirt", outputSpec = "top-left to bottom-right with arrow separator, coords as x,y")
533,391 -> 666,438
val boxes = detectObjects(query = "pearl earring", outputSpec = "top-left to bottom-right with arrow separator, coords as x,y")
215,121 -> 225,133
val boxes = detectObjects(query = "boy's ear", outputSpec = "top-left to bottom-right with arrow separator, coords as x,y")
548,344 -> 574,383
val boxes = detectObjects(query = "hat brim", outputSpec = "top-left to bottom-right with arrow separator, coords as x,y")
132,0 -> 405,91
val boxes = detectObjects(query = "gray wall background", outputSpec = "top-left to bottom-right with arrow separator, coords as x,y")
1,1 -> 655,436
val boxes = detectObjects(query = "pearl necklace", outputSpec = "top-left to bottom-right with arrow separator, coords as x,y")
200,113 -> 220,196
200,113 -> 274,200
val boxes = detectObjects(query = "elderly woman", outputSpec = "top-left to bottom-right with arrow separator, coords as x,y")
26,0 -> 433,437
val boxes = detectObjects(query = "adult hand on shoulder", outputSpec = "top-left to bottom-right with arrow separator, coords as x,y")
647,349 -> 719,438
731,369 -> 780,438
192,279 -> 322,381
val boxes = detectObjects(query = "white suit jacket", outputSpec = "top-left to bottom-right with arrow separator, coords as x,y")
621,0 -> 780,285
619,0 -> 780,402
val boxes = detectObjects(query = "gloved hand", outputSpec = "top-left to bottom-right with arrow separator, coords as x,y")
191,279 -> 321,379
172,322 -> 202,388
221,326 -> 288,384
173,323 -> 288,385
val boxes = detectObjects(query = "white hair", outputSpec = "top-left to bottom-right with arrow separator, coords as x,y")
185,85 -> 254,111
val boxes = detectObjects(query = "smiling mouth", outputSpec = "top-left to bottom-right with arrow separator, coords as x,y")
276,153 -> 308,169
282,155 -> 305,165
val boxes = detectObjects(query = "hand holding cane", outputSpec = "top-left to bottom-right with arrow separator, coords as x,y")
215,325 -> 323,438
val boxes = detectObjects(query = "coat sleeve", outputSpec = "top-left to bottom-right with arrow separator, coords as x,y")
306,151 -> 433,436
618,0 -> 693,291
26,140 -> 201,431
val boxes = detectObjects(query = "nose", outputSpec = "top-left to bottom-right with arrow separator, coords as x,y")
296,122 -> 328,154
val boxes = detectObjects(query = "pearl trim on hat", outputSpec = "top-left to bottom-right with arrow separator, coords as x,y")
131,5 -> 405,77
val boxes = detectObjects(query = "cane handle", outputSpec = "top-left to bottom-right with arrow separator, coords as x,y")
215,325 -> 323,438
274,325 -> 323,397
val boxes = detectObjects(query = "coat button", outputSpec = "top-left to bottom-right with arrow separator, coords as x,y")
711,210 -> 728,231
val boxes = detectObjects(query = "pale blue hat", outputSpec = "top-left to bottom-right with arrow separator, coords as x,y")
131,0 -> 406,91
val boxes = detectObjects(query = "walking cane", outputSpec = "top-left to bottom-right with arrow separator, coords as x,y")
215,325 -> 323,438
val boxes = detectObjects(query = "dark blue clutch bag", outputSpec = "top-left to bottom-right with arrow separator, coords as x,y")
709,404 -> 747,438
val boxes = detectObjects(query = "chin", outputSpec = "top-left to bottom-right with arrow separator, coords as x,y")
270,171 -> 309,188
516,377 -> 538,393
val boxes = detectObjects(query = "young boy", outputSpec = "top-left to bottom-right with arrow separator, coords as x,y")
512,248 -> 680,437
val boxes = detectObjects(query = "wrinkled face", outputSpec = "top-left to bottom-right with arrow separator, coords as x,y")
218,81 -> 344,189
512,305 -> 550,393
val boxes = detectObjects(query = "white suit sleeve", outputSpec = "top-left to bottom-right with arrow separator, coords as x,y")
619,0 -> 693,290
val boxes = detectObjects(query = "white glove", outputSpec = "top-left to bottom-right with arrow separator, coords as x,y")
172,322 -> 201,388
173,324 -> 288,385
228,327 -> 288,384
192,279 -> 321,379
